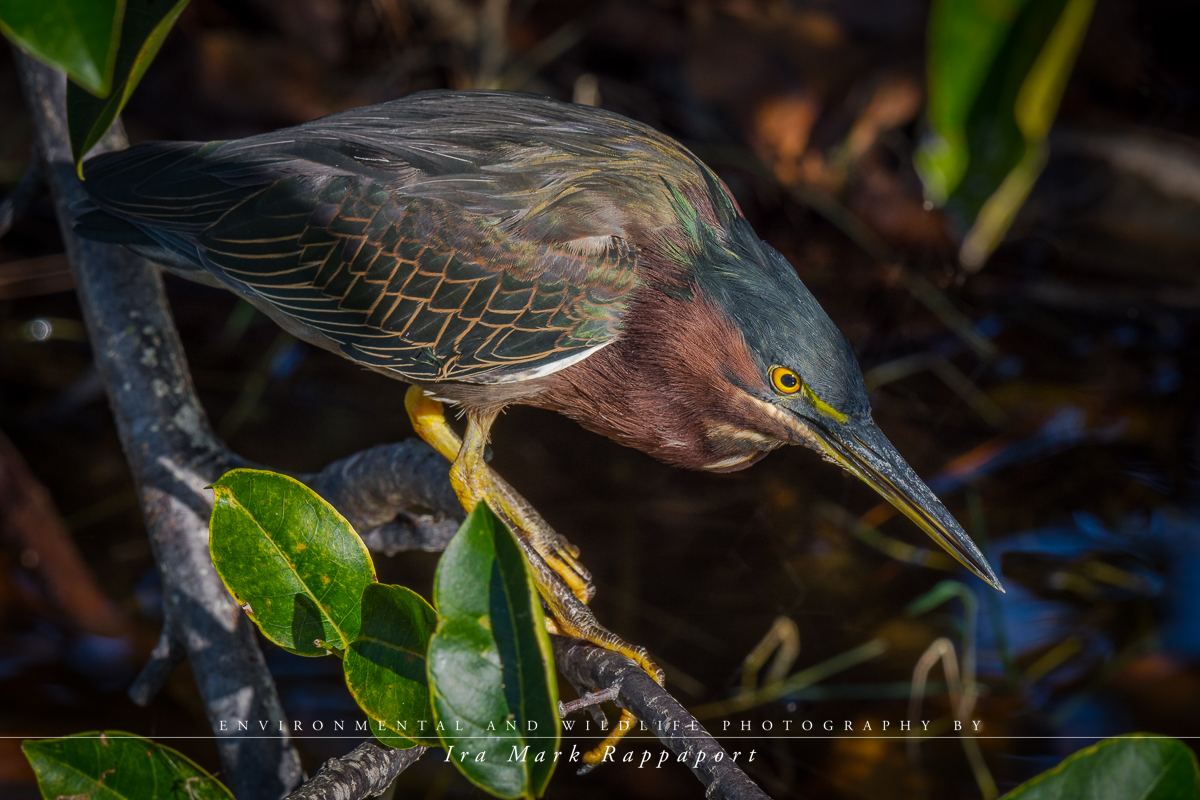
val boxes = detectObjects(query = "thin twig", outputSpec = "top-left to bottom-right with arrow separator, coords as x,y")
558,686 -> 619,716
553,637 -> 773,800
127,626 -> 187,707
283,743 -> 426,800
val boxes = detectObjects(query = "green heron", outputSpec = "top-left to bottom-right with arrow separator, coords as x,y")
78,90 -> 1002,753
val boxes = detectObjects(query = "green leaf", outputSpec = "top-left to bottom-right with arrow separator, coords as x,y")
999,734 -> 1200,800
0,0 -> 124,96
344,583 -> 440,749
23,730 -> 233,800
428,502 -> 560,799
916,0 -> 1095,268
68,0 -> 189,169
917,0 -> 1031,205
209,469 -> 376,656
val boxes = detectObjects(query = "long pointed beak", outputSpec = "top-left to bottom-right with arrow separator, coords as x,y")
807,418 -> 1004,592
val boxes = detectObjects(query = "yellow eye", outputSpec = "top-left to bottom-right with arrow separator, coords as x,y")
770,366 -> 802,395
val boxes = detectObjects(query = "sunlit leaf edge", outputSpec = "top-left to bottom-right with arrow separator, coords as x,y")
69,0 -> 190,169
427,503 -> 559,800
489,502 -> 560,797
344,583 -> 440,749
208,468 -> 376,656
998,734 -> 1200,800
22,730 -> 234,800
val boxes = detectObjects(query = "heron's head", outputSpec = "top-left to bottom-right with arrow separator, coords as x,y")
675,221 -> 1003,592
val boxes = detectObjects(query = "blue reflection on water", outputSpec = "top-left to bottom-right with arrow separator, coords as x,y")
968,505 -> 1200,740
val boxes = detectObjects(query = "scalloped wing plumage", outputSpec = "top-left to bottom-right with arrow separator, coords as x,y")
77,91 -> 725,383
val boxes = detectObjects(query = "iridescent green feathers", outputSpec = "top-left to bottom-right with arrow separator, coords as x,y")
78,91 -> 722,382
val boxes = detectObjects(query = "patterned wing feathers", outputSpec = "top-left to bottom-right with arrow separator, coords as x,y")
79,92 -> 718,381
191,176 -> 634,381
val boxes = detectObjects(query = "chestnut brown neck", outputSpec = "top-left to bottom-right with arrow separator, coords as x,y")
535,279 -> 782,471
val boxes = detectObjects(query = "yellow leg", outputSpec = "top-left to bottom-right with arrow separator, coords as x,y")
405,387 -> 594,602
581,710 -> 638,769
405,386 -> 462,463
405,387 -> 662,764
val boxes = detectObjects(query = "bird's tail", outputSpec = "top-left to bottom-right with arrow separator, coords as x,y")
73,141 -> 213,274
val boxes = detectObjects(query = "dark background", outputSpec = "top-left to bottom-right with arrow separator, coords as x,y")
3,0 -> 1200,797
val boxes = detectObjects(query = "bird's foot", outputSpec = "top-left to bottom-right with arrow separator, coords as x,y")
526,544 -> 663,686
405,386 -> 660,764
488,470 -> 595,604
516,534 -> 661,767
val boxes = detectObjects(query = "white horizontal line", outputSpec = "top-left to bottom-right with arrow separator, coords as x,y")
2,735 -> 1189,740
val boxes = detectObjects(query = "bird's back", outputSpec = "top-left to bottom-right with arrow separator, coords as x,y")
78,91 -> 732,383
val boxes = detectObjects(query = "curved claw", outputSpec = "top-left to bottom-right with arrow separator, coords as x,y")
546,546 -> 595,604
488,476 -> 595,604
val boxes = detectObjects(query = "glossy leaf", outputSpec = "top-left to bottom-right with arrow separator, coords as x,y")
69,0 -> 189,168
0,0 -> 123,96
917,0 -> 1030,205
916,0 -> 1095,269
23,731 -> 233,800
344,583 -> 439,749
428,502 -> 560,799
1000,734 -> 1200,799
209,469 -> 376,656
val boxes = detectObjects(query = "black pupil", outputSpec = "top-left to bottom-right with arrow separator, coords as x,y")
779,372 -> 798,388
